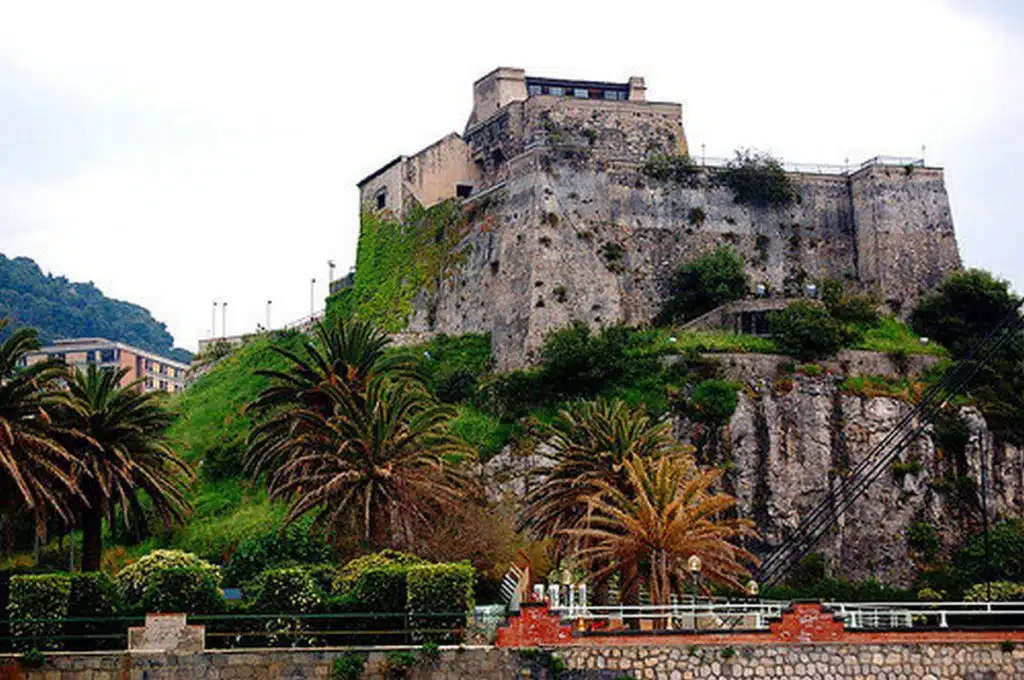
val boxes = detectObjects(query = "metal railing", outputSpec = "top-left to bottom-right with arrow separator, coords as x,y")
697,155 -> 925,176
550,600 -> 788,631
832,601 -> 1024,630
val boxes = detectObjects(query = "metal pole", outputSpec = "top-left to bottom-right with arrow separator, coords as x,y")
310,278 -> 316,318
328,260 -> 336,289
266,300 -> 272,331
212,301 -> 217,338
980,441 -> 992,601
222,302 -> 227,339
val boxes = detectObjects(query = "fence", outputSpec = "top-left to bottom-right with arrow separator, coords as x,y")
696,155 -> 925,176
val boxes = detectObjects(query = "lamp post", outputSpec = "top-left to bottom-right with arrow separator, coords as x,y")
328,260 -> 336,290
221,302 -> 227,339
266,300 -> 272,331
310,278 -> 316,319
212,301 -> 218,339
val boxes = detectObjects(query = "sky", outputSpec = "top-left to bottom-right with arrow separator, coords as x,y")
0,0 -> 1021,352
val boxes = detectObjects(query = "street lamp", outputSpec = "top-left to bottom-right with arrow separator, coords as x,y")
211,301 -> 218,339
221,302 -> 228,339
687,554 -> 702,600
328,260 -> 336,289
266,300 -> 272,331
310,278 -> 316,318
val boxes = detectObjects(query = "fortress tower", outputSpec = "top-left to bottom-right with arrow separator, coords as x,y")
353,68 -> 961,368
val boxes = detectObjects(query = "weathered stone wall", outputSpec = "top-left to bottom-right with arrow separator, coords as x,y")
4,643 -> 1021,679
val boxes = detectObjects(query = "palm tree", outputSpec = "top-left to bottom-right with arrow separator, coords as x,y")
57,365 -> 193,571
0,320 -> 79,555
565,454 -> 758,604
260,376 -> 474,551
246,319 -> 415,477
518,398 -> 693,548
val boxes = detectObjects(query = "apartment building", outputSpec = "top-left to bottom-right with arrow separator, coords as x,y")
22,338 -> 190,393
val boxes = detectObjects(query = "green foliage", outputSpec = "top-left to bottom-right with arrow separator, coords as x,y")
536,322 -> 659,400
116,549 -> 221,609
821,280 -> 880,328
7,574 -> 71,650
392,333 -> 492,404
1001,640 -> 1016,653
384,650 -> 418,678
952,520 -> 1024,587
714,149 -> 796,207
172,488 -> 288,564
599,242 -> 626,272
449,406 -> 515,460
332,652 -> 367,680
659,247 -> 748,324
251,567 -> 324,614
477,370 -> 542,420
406,562 -> 475,642
770,301 -> 846,360
891,459 -> 924,476
642,153 -> 700,186
651,329 -> 779,355
140,566 -> 224,614
352,566 -> 408,613
330,202 -> 469,332
0,253 -> 191,361
420,641 -> 440,661
907,521 -> 942,561
686,379 -> 739,426
721,647 -> 737,660
333,550 -> 426,596
840,374 -> 919,400
19,648 -> 45,668
787,552 -> 826,590
963,581 -> 1024,602
221,516 -> 331,586
852,317 -> 946,356
764,577 -> 914,603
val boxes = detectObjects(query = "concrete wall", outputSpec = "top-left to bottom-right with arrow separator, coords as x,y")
468,67 -> 528,129
4,643 -> 1021,679
402,134 -> 479,209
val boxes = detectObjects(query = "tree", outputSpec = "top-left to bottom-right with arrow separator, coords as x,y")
536,323 -> 656,399
57,365 -> 193,571
0,319 -> 78,555
770,300 -> 847,360
246,318 -> 415,478
518,399 -> 693,554
714,149 -> 796,207
910,269 -> 1021,359
659,247 -> 748,324
565,455 -> 758,604
258,376 -> 475,551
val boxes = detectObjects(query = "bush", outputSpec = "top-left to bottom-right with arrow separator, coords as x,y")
963,581 -> 1024,602
642,153 -> 699,186
332,652 -> 367,680
406,563 -> 475,643
140,567 -> 224,614
771,301 -> 846,360
7,574 -> 71,650
433,367 -> 478,404
907,521 -> 942,562
537,322 -> 657,399
333,551 -> 426,596
19,648 -> 45,668
251,567 -> 324,614
714,149 -> 795,207
659,247 -> 748,324
116,550 -> 221,610
66,572 -> 121,649
352,566 -> 408,614
822,280 -> 880,328
687,379 -> 738,426
952,519 -> 1024,587
221,518 -> 332,587
383,650 -> 418,678
477,370 -> 541,420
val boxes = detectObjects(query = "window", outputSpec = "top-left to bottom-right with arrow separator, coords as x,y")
159,380 -> 168,391
456,184 -> 473,199
99,349 -> 116,363
527,84 -> 543,96
573,88 -> 589,99
548,86 -> 565,96
86,351 -> 96,362
491,148 -> 505,167
375,188 -> 387,210
145,377 -> 154,388
603,90 -> 626,101
145,359 -> 153,370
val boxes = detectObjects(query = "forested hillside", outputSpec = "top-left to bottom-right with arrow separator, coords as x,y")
0,253 -> 192,362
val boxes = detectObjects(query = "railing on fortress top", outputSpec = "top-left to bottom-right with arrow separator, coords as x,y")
696,155 -> 925,176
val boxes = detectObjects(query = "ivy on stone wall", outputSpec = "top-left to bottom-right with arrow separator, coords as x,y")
325,201 -> 469,332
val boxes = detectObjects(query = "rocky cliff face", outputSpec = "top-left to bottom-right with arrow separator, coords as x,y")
483,354 -> 1024,587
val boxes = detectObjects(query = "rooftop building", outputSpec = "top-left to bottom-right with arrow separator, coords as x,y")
22,338 -> 190,394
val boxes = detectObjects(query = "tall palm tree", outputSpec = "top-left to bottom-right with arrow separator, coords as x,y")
246,319 -> 415,477
565,454 -> 758,604
518,398 -> 693,548
57,365 -> 193,571
0,320 -> 79,555
260,376 -> 474,551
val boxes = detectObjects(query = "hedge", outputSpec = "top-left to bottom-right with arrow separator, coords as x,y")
333,550 -> 425,595
67,572 -> 121,650
221,518 -> 331,587
140,567 -> 224,614
406,563 -> 474,642
7,574 -> 72,650
252,567 -> 324,615
116,550 -> 221,610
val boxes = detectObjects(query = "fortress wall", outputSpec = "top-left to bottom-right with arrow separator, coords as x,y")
852,164 -> 961,311
402,133 -> 480,208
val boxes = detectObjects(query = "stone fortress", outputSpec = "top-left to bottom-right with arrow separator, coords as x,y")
357,67 -> 962,368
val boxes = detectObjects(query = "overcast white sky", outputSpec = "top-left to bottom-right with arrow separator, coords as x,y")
1,0 -> 1021,351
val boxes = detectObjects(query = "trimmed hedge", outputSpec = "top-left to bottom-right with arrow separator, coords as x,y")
406,563 -> 474,642
116,550 -> 221,610
252,567 -> 324,615
67,572 -> 121,649
7,574 -> 72,650
333,550 -> 425,595
140,567 -> 224,614
353,566 -> 408,614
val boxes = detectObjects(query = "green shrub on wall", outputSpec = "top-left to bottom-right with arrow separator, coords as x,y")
251,567 -> 324,614
333,550 -> 425,596
658,247 -> 748,324
770,300 -> 847,360
406,562 -> 475,642
7,574 -> 71,650
140,567 -> 224,614
116,550 -> 221,610
714,149 -> 796,207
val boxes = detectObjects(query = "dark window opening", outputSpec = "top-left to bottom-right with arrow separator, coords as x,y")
456,184 -> 473,199
375,188 -> 387,210
491,149 -> 505,167
740,311 -> 771,336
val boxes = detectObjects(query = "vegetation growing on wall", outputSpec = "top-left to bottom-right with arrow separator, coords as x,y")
658,247 -> 749,324
643,153 -> 700,187
715,149 -> 796,207
325,201 -> 470,332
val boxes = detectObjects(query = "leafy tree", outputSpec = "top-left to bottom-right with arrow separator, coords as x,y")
687,379 -> 738,426
565,454 -> 758,603
910,269 -> 1020,358
659,247 -> 748,324
57,365 -> 193,571
258,376 -> 475,552
821,279 -> 880,328
536,322 -> 657,399
0,319 -> 78,555
714,149 -> 796,207
951,519 -> 1024,588
770,301 -> 847,360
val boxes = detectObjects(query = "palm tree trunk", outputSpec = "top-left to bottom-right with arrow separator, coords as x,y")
81,507 -> 103,573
